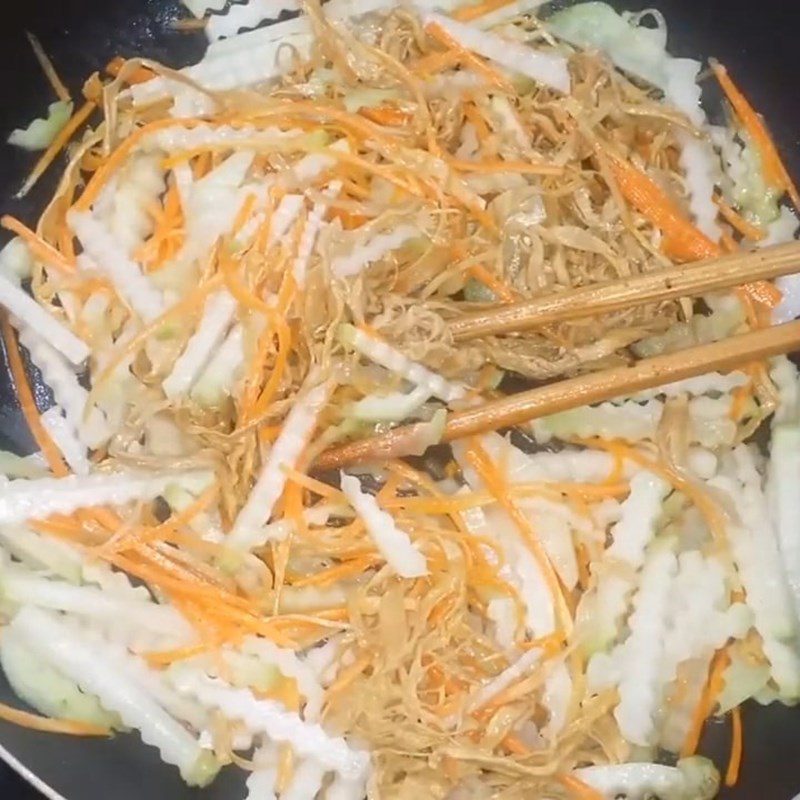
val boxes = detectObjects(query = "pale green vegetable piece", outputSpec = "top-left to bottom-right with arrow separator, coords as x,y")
8,101 -> 73,151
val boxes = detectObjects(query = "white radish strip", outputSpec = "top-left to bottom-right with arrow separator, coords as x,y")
268,194 -> 305,247
191,324 -> 245,405
613,543 -> 678,746
281,139 -> 349,189
572,763 -> 707,800
769,425 -> 800,624
332,224 -> 419,279
0,275 -> 89,364
281,759 -> 326,800
17,325 -> 109,448
424,13 -> 570,94
230,379 -> 333,546
0,469 -> 212,525
340,474 -> 427,579
68,211 -> 165,322
349,385 -> 430,423
239,637 -> 324,720
542,660 -> 572,739
207,0 -> 301,41
678,134 -> 721,242
163,290 -> 237,399
172,672 -> 370,779
246,766 -> 278,800
341,324 -> 465,403
143,124 -> 301,154
326,776 -> 368,800
293,182 -> 342,286
182,0 -> 226,18
0,572 -> 193,642
11,607 -> 218,786
467,646 -> 541,712
40,407 -> 90,475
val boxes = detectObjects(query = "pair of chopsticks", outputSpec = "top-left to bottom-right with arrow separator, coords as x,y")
315,243 -> 800,470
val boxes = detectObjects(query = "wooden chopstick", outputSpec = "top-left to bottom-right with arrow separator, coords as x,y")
449,241 -> 800,341
315,320 -> 800,470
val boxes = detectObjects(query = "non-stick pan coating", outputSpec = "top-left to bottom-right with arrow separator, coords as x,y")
0,1 -> 797,797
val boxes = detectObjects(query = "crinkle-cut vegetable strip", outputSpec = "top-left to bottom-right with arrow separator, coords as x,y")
0,627 -> 119,729
293,182 -> 341,286
182,0 -> 226,18
340,474 -> 427,579
620,371 -> 749,403
108,153 -> 166,257
0,238 -> 33,287
40,407 -> 90,476
281,758 -> 326,800
572,759 -> 720,800
610,543 -> 678,746
0,215 -> 74,273
424,13 -> 570,94
191,323 -> 244,405
0,571 -> 194,643
268,194 -> 305,247
0,275 -> 89,365
349,384 -> 430,423
332,224 -> 420,279
0,469 -> 212,525
0,698 -> 110,737
466,645 -> 542,712
16,100 -> 96,199
712,62 -> 800,214
163,290 -> 237,399
10,607 -> 219,786
1,315 -> 68,476
230,378 -> 333,548
146,124 -> 302,155
605,150 -> 722,263
239,637 -> 324,720
8,100 -> 74,152
709,473 -> 800,698
206,0 -> 301,41
171,671 -> 369,780
69,211 -> 165,322
578,472 -> 668,654
246,763 -> 278,800
326,775 -> 367,800
678,134 -> 722,242
339,324 -> 465,404
17,325 -> 109,448
769,425 -> 800,621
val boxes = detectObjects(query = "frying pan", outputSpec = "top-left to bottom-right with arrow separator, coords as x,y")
0,0 -> 797,797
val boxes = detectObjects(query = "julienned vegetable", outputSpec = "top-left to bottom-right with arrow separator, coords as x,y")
0,0 -> 798,798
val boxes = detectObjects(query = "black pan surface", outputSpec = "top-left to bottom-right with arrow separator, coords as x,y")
0,1 -> 797,797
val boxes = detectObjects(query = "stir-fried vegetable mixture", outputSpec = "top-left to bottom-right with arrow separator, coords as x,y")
1,1 -> 799,798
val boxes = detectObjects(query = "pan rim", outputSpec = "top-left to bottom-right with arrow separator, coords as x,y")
0,742 -> 64,800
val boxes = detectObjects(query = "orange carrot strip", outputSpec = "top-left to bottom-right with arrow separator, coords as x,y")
0,701 -> 110,737
712,62 -> 800,213
0,215 -> 75,273
1,314 -> 69,475
714,195 -> 766,242
726,705 -> 743,787
606,152 -> 722,262
558,774 -> 605,800
357,105 -> 413,127
681,650 -> 730,757
17,100 -> 96,198
105,56 -> 156,85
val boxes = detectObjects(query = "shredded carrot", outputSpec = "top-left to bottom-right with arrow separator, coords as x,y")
0,700 -> 110,737
0,215 -> 75,273
726,705 -> 743,787
714,195 -> 766,242
411,48 -> 463,77
105,56 -> 156,85
17,100 -> 96,198
452,0 -> 516,22
283,467 -> 343,500
358,105 -> 413,127
558,774 -> 605,800
1,314 -> 69,476
712,62 -> 800,214
27,32 -> 70,102
447,156 -> 563,177
604,151 -> 722,262
681,649 -> 731,757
